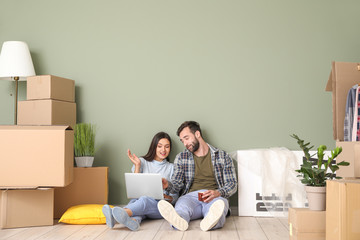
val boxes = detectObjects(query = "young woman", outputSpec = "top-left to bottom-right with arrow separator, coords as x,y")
102,132 -> 178,231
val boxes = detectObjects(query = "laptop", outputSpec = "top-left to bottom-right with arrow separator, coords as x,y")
125,173 -> 164,200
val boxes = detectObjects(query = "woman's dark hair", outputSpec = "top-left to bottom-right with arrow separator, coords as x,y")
142,132 -> 172,161
176,121 -> 202,137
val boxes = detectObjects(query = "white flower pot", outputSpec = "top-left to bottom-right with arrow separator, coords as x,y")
75,156 -> 94,167
305,186 -> 326,211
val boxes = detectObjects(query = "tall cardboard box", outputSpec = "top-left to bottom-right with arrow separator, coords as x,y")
17,99 -> 76,128
325,61 -> 360,141
0,188 -> 54,229
288,208 -> 325,240
326,179 -> 360,240
27,75 -> 75,102
326,62 -> 360,178
54,167 -> 109,218
0,126 -> 74,187
335,141 -> 360,177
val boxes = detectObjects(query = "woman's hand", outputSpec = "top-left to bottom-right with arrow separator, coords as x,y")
163,194 -> 173,202
127,149 -> 141,173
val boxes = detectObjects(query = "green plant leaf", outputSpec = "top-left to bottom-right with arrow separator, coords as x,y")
337,161 -> 350,166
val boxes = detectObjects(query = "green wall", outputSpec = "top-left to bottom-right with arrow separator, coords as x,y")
1,1 -> 360,206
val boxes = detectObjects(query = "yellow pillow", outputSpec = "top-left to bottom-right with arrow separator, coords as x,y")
59,204 -> 113,224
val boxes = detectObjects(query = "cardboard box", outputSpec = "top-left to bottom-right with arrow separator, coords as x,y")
0,126 -> 74,187
335,141 -> 360,177
326,179 -> 360,240
0,188 -> 54,229
288,208 -> 325,240
27,75 -> 75,102
325,61 -> 360,141
54,167 -> 108,219
17,99 -> 76,128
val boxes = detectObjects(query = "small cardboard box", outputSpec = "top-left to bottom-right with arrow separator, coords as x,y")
0,126 -> 74,187
326,179 -> 360,240
27,75 -> 75,102
325,61 -> 360,141
0,188 -> 54,229
288,208 -> 325,240
335,141 -> 360,177
17,99 -> 76,128
54,167 -> 109,219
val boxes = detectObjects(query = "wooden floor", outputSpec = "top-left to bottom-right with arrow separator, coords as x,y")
0,216 -> 289,240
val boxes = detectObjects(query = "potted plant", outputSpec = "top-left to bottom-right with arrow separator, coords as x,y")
290,134 -> 349,210
74,123 -> 96,167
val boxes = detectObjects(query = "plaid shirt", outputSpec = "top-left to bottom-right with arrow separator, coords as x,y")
167,144 -> 237,199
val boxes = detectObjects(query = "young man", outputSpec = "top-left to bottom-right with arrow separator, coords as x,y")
158,121 -> 237,231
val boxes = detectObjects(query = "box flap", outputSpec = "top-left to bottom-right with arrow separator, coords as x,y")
0,125 -> 72,130
326,70 -> 333,91
0,187 -> 38,190
331,178 -> 360,184
27,74 -> 74,81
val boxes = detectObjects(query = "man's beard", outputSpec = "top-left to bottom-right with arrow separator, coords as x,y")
187,139 -> 200,153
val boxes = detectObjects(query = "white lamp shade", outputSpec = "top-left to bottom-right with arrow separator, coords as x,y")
0,41 -> 36,81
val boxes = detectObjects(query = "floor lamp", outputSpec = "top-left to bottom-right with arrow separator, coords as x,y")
0,41 -> 36,124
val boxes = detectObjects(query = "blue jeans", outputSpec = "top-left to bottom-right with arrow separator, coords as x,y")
125,196 -> 162,224
174,190 -> 229,230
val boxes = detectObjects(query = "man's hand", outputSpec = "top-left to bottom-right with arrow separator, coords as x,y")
202,190 -> 221,203
162,178 -> 169,189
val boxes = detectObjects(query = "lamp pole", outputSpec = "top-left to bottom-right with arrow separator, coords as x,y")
14,76 -> 19,125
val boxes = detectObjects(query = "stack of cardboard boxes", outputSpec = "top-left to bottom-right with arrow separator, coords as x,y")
289,62 -> 360,240
325,62 -> 360,240
18,75 -> 76,128
0,75 -> 76,229
326,61 -> 360,177
289,179 -> 360,240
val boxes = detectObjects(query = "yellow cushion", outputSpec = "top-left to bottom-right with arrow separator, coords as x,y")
59,204 -> 113,225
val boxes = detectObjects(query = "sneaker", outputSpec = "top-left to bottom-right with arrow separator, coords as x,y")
112,207 -> 140,231
102,204 -> 115,228
200,200 -> 225,231
157,200 -> 188,231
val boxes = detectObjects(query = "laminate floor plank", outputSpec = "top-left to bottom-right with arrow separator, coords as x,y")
0,227 -> 27,240
257,217 -> 288,240
233,217 -> 268,240
34,224 -> 86,240
122,219 -> 163,240
182,219 -> 211,240
152,219 -> 184,240
5,224 -> 61,240
278,217 -> 289,230
94,223 -> 130,240
210,216 -> 240,240
65,224 -> 108,240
